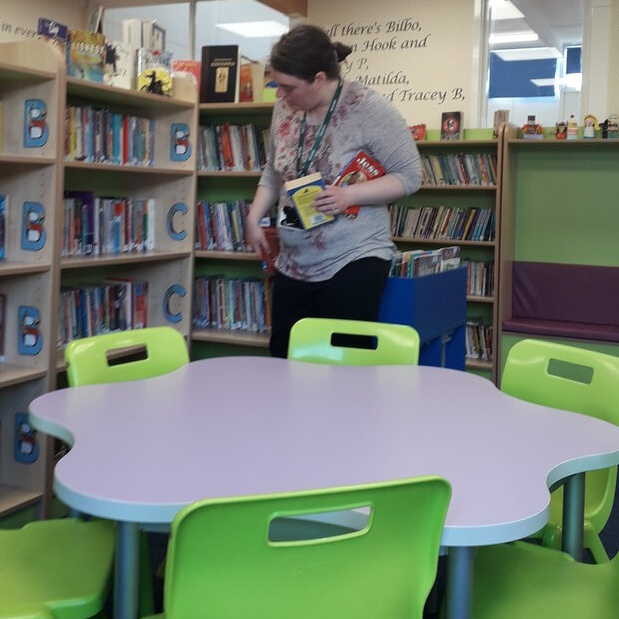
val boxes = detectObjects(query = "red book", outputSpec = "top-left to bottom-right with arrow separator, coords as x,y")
333,150 -> 385,219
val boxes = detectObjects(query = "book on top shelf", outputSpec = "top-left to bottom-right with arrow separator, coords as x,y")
199,45 -> 240,103
172,59 -> 201,91
333,150 -> 385,219
121,17 -> 142,51
136,48 -> 173,96
104,40 -> 135,89
37,17 -> 68,53
284,172 -> 334,230
239,62 -> 254,103
66,29 -> 105,82
441,111 -> 462,141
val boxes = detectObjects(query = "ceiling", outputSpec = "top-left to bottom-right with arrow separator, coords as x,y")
491,0 -> 584,52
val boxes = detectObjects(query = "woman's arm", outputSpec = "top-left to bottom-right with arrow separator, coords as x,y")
246,184 -> 279,257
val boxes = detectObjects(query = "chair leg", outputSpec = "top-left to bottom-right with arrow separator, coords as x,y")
584,530 -> 610,564
139,532 -> 156,615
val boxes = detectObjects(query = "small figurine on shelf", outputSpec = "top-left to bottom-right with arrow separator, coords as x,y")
601,113 -> 619,139
567,114 -> 578,139
583,114 -> 599,139
522,114 -> 544,139
555,120 -> 567,139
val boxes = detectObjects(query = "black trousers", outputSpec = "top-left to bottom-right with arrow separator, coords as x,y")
269,257 -> 391,358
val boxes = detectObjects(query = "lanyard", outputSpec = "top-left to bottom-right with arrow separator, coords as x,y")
295,79 -> 343,177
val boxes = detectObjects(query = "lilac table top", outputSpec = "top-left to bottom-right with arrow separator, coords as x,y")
29,356 -> 619,547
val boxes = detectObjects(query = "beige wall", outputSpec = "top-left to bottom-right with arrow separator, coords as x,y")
308,0 -> 477,127
0,0 -> 89,43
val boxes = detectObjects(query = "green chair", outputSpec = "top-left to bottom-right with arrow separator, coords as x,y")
0,517 -> 114,619
64,326 -> 190,615
142,476 -> 451,619
499,338 -> 619,562
288,318 -> 420,365
472,540 -> 619,619
64,326 -> 189,387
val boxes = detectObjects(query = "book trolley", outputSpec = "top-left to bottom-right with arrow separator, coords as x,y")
378,266 -> 467,370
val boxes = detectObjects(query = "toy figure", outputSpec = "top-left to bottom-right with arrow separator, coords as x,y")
556,121 -> 567,139
602,113 -> 619,139
583,114 -> 599,139
567,114 -> 578,139
522,115 -> 543,139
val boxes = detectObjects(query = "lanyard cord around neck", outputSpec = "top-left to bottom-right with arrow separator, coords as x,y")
295,78 -> 343,177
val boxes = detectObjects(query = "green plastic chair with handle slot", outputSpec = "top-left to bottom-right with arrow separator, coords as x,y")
64,326 -> 190,616
141,476 -> 451,619
0,517 -> 114,619
288,317 -> 420,365
499,338 -> 619,562
472,538 -> 619,619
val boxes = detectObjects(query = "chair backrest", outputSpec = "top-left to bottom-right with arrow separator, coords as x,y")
288,318 -> 420,365
162,476 -> 451,619
500,338 -> 619,532
64,326 -> 189,386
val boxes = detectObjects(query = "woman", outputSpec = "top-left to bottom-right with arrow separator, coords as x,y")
246,24 -> 422,358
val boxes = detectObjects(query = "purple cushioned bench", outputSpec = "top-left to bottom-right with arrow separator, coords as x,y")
503,261 -> 619,343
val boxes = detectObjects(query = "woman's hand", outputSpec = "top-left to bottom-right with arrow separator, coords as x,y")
245,217 -> 270,259
313,184 -> 351,216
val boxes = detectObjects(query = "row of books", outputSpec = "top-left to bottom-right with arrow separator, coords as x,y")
58,279 -> 148,346
195,200 -> 252,253
198,123 -> 270,172
466,320 -> 493,361
420,153 -> 497,186
193,275 -> 271,334
389,247 -> 461,278
390,205 -> 495,242
62,192 -> 155,258
0,194 -> 5,260
65,104 -> 155,166
467,261 -> 495,297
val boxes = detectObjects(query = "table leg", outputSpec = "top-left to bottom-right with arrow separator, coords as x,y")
445,546 -> 474,619
562,472 -> 585,561
114,521 -> 141,619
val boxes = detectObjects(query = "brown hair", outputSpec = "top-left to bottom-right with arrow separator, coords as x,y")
269,24 -> 352,83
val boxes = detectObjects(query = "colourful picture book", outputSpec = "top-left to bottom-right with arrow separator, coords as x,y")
104,40 -> 135,89
66,29 -> 105,82
199,45 -> 240,103
333,150 -> 385,219
239,62 -> 254,103
284,172 -> 334,230
37,17 -> 68,52
172,59 -> 201,91
136,48 -> 173,96
441,111 -> 463,141
410,124 -> 427,141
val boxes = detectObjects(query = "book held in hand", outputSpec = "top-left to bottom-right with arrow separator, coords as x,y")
199,45 -> 240,103
333,150 -> 385,219
284,172 -> 334,230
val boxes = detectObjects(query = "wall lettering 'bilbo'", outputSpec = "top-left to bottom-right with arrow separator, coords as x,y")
325,16 -> 468,119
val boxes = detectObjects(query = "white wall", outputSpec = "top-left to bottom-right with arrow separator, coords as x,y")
308,0 -> 478,128
0,0 -> 89,42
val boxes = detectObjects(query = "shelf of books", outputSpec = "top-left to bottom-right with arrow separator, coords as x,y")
57,69 -> 198,373
0,40 -> 64,518
192,102 -> 274,358
389,127 -> 505,380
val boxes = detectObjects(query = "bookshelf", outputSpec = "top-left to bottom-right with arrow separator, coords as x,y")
390,127 -> 506,380
57,72 -> 198,370
497,123 -> 619,374
0,40 -> 63,518
192,101 -> 274,357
